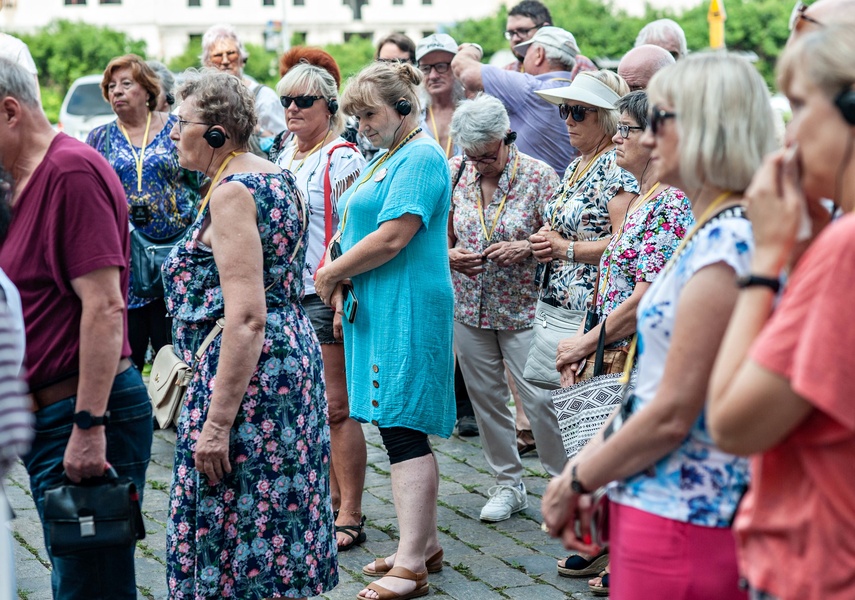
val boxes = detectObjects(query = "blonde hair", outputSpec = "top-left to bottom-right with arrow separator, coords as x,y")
276,62 -> 345,134
647,52 -> 777,192
586,70 -> 629,138
778,24 -> 855,101
341,62 -> 423,119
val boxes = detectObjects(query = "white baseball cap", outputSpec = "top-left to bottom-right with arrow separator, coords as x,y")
535,72 -> 620,109
514,26 -> 579,63
416,33 -> 458,62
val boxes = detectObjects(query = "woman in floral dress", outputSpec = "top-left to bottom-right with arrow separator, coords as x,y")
163,70 -> 337,599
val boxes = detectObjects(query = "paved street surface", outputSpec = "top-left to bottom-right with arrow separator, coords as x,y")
6,423 -> 601,599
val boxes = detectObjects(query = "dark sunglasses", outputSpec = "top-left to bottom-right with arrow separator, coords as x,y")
617,124 -> 644,139
789,1 -> 823,32
559,104 -> 598,122
648,107 -> 677,136
504,24 -> 543,40
280,95 -> 324,109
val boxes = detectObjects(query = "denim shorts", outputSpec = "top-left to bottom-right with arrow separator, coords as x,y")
302,293 -> 339,345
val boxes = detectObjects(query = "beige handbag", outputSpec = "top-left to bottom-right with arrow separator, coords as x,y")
148,319 -> 224,428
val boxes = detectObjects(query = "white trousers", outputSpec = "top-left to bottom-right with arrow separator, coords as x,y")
454,323 -> 567,484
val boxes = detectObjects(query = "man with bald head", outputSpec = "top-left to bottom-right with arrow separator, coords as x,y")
788,0 -> 855,40
617,44 -> 675,92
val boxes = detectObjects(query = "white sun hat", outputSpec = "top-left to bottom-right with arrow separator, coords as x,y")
535,72 -> 620,109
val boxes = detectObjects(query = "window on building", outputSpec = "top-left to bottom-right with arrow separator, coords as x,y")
421,0 -> 431,4
99,0 -> 121,4
263,0 -> 275,5
291,31 -> 307,45
344,31 -> 372,42
218,0 -> 230,6
293,0 -> 304,5
392,0 -> 402,4
64,0 -> 86,4
188,0 -> 200,5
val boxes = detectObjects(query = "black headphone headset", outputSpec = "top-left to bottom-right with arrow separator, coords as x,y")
203,126 -> 229,149
835,87 -> 855,126
504,131 -> 517,145
327,97 -> 339,115
394,98 -> 412,116
165,92 -> 176,107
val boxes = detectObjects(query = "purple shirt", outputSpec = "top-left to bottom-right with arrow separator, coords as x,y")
482,66 -> 578,176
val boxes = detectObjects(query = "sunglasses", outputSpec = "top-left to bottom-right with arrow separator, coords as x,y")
419,62 -> 451,75
280,95 -> 324,109
504,24 -> 543,40
648,107 -> 677,136
617,124 -> 644,139
789,1 -> 823,32
559,104 -> 598,122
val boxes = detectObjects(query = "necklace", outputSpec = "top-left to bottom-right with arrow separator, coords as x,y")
550,147 -> 611,228
119,111 -> 152,194
196,151 -> 245,217
428,106 -> 453,158
477,151 -> 520,242
288,131 -> 329,174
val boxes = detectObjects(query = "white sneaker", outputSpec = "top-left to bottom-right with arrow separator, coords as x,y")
480,483 -> 528,522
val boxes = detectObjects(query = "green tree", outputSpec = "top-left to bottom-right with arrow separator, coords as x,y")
166,37 -> 202,73
322,37 -> 376,83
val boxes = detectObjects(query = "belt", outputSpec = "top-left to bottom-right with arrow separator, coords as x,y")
31,358 -> 133,411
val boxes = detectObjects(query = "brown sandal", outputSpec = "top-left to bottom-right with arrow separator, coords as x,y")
356,566 -> 429,600
363,548 -> 443,577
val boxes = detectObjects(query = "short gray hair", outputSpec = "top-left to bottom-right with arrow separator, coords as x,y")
647,52 -> 777,192
201,24 -> 249,67
146,60 -> 175,97
615,90 -> 649,130
178,68 -> 257,147
538,43 -> 576,71
0,57 -> 39,107
635,19 -> 688,59
276,62 -> 345,134
449,93 -> 510,151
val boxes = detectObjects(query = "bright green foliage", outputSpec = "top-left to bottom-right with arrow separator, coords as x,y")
244,43 -> 281,87
321,37 -> 376,84
166,37 -> 202,73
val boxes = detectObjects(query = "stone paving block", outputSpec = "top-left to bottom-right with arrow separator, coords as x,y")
503,553 -> 559,576
463,555 -> 537,589
476,543 -> 537,559
502,583 -> 570,600
433,580 -> 506,600
16,573 -> 53,599
441,517 -> 515,552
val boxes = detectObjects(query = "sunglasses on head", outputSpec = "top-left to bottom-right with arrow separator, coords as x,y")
559,104 -> 598,122
280,95 -> 324,109
789,1 -> 823,33
648,106 -> 677,136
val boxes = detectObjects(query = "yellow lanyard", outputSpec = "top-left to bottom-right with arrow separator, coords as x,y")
342,127 -> 421,231
428,106 -> 453,158
119,111 -> 152,194
477,152 -> 520,242
550,148 -> 610,228
619,189 -> 734,384
196,151 -> 244,217
287,132 -> 329,174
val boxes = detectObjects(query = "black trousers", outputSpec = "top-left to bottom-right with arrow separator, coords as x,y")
127,298 -> 172,370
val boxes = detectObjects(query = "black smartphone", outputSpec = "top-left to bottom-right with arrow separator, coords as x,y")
342,283 -> 358,323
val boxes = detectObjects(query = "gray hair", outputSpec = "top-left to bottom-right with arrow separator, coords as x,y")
0,57 -> 39,107
615,90 -> 649,130
449,93 -> 511,151
276,62 -> 345,134
146,60 -> 175,97
635,19 -> 688,59
178,68 -> 257,147
538,43 -> 577,71
647,51 -> 777,193
201,24 -> 249,67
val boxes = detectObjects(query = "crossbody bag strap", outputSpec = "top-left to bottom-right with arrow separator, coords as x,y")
323,142 -> 358,249
192,318 -> 225,368
592,317 -> 608,377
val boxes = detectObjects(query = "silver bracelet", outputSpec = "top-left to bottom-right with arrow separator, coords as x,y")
566,241 -> 575,262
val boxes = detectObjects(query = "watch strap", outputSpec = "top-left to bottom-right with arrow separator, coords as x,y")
736,274 -> 780,293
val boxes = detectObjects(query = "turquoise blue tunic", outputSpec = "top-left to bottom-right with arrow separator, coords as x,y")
337,138 -> 455,438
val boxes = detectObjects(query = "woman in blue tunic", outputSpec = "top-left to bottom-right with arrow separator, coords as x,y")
315,62 -> 455,600
162,71 -> 338,599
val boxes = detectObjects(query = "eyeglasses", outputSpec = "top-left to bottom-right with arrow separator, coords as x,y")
176,119 -> 213,133
504,24 -> 543,40
210,49 -> 240,64
617,124 -> 644,139
789,1 -> 823,32
648,107 -> 677,136
464,146 -> 502,164
419,62 -> 451,75
280,95 -> 324,109
559,104 -> 598,122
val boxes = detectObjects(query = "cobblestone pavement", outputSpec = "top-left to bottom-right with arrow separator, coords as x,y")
5,423 -> 601,599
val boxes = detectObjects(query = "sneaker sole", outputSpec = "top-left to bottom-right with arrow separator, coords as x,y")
557,553 -> 609,577
479,500 -> 528,522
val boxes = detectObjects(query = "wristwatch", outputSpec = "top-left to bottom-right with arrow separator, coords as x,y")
73,410 -> 110,429
735,274 -> 781,293
566,241 -> 576,263
570,464 -> 591,495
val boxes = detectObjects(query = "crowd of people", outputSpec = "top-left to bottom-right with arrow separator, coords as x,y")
0,1 -> 854,599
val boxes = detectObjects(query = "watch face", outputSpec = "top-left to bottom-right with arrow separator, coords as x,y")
74,411 -> 93,429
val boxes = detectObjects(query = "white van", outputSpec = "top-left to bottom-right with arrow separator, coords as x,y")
58,74 -> 114,141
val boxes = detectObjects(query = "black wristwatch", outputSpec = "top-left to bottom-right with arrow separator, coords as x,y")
570,464 -> 591,495
736,274 -> 781,293
73,410 -> 110,429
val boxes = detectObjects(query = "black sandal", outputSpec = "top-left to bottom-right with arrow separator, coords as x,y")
335,514 -> 367,551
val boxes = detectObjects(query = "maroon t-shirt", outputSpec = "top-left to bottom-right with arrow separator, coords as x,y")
0,133 -> 131,389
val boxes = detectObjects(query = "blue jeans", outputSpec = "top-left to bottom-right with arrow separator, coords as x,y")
23,366 -> 153,600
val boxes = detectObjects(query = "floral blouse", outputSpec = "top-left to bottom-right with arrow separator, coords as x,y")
609,209 -> 753,526
541,149 -> 638,311
595,186 -> 694,345
450,146 -> 559,330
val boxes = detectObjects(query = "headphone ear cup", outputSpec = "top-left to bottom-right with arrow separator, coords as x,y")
327,98 -> 339,115
203,126 -> 227,149
504,131 -> 517,145
165,92 -> 176,106
835,89 -> 855,126
395,99 -> 412,116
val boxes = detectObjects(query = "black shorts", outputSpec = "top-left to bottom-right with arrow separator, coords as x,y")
302,293 -> 338,345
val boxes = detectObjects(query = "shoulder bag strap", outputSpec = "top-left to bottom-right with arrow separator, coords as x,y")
192,318 -> 225,368
592,317 -> 608,377
452,159 -> 467,189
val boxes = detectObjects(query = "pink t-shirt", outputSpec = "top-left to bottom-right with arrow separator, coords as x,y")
737,213 -> 855,600
0,133 -> 131,389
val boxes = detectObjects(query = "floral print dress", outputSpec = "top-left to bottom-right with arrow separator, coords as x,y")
163,171 -> 338,599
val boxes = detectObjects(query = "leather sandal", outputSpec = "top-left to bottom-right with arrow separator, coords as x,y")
336,514 -> 367,551
557,550 -> 609,577
363,548 -> 443,577
356,566 -> 429,600
588,569 -> 610,596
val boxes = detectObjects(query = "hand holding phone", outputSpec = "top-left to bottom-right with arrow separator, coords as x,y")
342,283 -> 358,323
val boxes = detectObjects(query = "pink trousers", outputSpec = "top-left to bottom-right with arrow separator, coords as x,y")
609,501 -> 747,600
